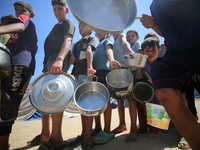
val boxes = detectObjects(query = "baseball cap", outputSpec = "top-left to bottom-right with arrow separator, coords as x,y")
14,1 -> 33,13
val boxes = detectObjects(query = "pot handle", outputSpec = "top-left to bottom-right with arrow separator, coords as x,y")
85,75 -> 98,83
84,111 -> 99,117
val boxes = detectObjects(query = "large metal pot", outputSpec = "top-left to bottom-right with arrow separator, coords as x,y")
106,69 -> 133,100
124,53 -> 148,68
29,72 -> 76,114
0,43 -> 11,80
66,0 -> 137,34
73,81 -> 110,117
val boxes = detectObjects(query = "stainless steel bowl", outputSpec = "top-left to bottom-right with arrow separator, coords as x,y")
106,69 -> 133,100
124,53 -> 148,68
73,81 -> 110,117
67,0 -> 137,34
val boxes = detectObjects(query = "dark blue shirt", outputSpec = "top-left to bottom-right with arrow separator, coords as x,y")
150,0 -> 200,52
6,14 -> 38,74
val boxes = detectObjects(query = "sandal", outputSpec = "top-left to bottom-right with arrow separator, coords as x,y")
91,129 -> 98,136
92,131 -> 115,144
178,137 -> 190,149
70,141 -> 93,150
68,135 -> 83,147
27,135 -> 47,146
37,141 -> 69,150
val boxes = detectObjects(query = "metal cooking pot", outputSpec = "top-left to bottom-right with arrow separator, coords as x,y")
106,69 -> 133,100
73,81 -> 110,117
29,72 -> 76,114
0,43 -> 11,80
124,53 -> 148,68
132,71 -> 154,103
66,0 -> 137,34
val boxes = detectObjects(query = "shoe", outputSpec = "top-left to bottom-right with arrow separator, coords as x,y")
68,135 -> 83,147
178,137 -> 190,149
92,131 -> 115,144
37,141 -> 68,150
91,129 -> 98,136
70,141 -> 93,150
27,135 -> 47,146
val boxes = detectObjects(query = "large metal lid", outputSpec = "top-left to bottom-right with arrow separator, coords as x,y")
29,72 -> 76,114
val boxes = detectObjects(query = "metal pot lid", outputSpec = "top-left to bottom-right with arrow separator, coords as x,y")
30,72 -> 76,114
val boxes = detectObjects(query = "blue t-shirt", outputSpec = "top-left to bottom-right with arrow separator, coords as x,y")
93,38 -> 113,71
6,14 -> 38,74
150,0 -> 200,52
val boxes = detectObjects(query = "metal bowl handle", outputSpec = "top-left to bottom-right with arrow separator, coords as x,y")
84,111 -> 99,117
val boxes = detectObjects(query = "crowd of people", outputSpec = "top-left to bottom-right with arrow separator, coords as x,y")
0,0 -> 200,150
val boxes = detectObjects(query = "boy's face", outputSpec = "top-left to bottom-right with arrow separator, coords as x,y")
143,45 -> 160,64
53,5 -> 69,22
112,31 -> 122,40
127,31 -> 139,45
14,5 -> 31,17
95,33 -> 105,41
79,23 -> 91,37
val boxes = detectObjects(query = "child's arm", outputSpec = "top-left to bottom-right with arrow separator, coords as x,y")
106,44 -> 121,69
50,34 -> 73,74
120,34 -> 134,53
86,45 -> 96,79
140,14 -> 163,37
0,23 -> 25,34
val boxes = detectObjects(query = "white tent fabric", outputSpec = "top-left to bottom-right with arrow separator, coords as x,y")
17,82 -> 37,120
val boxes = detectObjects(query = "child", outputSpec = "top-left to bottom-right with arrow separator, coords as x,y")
28,0 -> 75,149
144,32 -> 166,58
137,37 -> 161,133
0,14 -> 15,45
126,29 -> 141,53
140,0 -> 200,149
68,23 -> 96,150
0,1 -> 38,149
92,32 -> 121,144
112,30 -> 138,143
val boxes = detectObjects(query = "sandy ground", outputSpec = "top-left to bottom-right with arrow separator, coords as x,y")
9,99 -> 200,150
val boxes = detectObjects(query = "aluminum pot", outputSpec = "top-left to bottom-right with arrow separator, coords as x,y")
124,53 -> 148,68
0,43 -> 11,80
106,69 -> 133,100
66,0 -> 137,34
73,81 -> 110,117
132,72 -> 154,103
29,72 -> 76,114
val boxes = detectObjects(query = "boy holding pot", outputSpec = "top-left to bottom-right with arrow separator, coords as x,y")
0,1 -> 38,149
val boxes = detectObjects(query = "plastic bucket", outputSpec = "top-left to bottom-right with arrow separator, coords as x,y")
146,103 -> 170,130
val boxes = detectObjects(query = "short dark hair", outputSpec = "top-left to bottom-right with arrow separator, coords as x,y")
14,1 -> 33,13
52,0 -> 67,7
141,37 -> 159,52
126,29 -> 139,37
1,15 -> 15,25
144,32 -> 158,40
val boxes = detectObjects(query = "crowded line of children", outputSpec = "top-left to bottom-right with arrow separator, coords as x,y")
0,0 -> 200,150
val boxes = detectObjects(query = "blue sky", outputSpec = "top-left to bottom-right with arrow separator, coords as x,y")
1,0 -> 164,83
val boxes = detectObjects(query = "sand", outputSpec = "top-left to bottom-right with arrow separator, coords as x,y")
9,99 -> 200,150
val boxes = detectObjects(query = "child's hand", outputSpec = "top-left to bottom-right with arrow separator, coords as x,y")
140,14 -> 155,29
110,60 -> 121,70
87,68 -> 96,79
50,60 -> 63,74
69,54 -> 76,64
